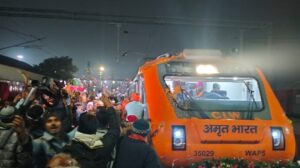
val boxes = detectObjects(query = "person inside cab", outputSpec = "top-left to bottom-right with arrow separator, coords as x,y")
210,83 -> 228,98
195,81 -> 205,97
195,82 -> 228,99
171,81 -> 193,103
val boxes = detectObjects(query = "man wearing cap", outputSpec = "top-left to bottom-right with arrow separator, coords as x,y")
63,112 -> 103,168
0,104 -> 32,168
115,119 -> 162,168
32,112 -> 73,168
40,82 -> 72,132
63,94 -> 120,168
125,92 -> 146,122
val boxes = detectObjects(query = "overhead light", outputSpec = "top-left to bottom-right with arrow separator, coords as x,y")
183,49 -> 222,60
99,66 -> 105,72
196,64 -> 219,74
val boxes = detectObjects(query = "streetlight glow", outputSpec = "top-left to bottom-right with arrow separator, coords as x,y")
17,55 -> 24,59
99,66 -> 105,89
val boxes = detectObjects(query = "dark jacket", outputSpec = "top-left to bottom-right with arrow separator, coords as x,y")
63,107 -> 120,168
0,124 -> 32,168
115,136 -> 162,168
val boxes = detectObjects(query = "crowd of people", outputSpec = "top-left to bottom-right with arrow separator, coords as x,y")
0,78 -> 162,168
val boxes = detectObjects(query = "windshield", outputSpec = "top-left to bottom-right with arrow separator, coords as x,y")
164,76 -> 263,112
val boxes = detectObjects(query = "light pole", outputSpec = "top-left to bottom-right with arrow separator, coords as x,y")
99,66 -> 105,89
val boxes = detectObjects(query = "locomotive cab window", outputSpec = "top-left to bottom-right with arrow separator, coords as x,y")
164,76 -> 265,119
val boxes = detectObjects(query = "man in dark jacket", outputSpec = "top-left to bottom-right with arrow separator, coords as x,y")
0,105 -> 32,168
63,94 -> 120,168
115,119 -> 162,168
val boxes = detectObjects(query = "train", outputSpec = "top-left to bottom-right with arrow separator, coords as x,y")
129,49 -> 296,167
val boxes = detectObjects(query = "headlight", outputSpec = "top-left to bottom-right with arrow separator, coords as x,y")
271,127 -> 285,150
172,125 -> 186,150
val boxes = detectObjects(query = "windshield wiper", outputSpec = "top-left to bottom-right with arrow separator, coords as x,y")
244,82 -> 258,120
165,87 -> 209,119
179,88 -> 210,119
165,87 -> 193,118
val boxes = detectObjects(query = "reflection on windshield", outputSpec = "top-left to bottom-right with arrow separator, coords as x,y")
165,76 -> 263,112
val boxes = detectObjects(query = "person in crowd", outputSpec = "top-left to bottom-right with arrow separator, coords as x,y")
80,92 -> 88,110
62,113 -> 102,168
61,89 -> 71,107
33,112 -> 73,168
69,96 -> 78,128
63,100 -> 120,168
96,94 -> 120,129
73,91 -> 81,102
13,90 -> 28,109
110,94 -> 122,114
88,95 -> 95,102
0,104 -> 32,168
96,90 -> 102,99
115,119 -> 162,168
46,153 -> 80,168
120,95 -> 129,121
25,104 -> 45,139
40,81 -> 72,132
93,94 -> 120,167
119,121 -> 132,136
125,92 -> 145,122
86,101 -> 97,116
74,102 -> 85,124
95,99 -> 104,108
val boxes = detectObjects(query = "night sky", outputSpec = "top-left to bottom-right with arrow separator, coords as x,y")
0,0 -> 299,87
